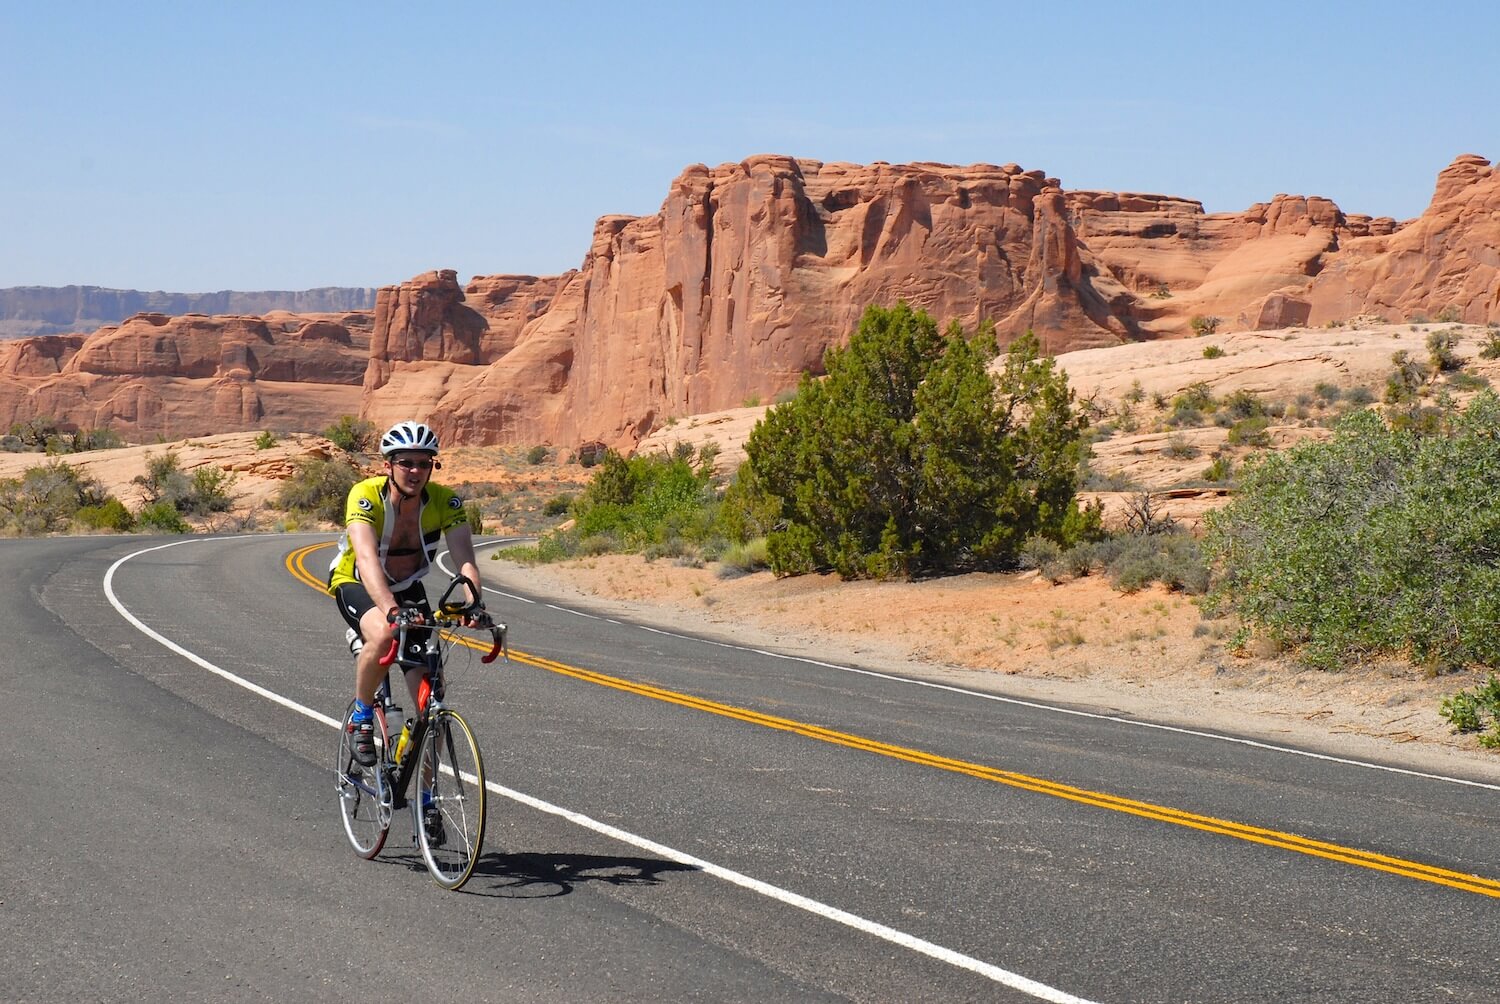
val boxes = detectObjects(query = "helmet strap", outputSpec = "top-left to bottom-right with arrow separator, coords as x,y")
386,471 -> 418,503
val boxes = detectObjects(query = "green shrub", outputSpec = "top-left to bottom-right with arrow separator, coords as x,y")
746,304 -> 1091,579
1189,315 -> 1220,337
1221,389 -> 1266,421
522,448 -> 718,562
1019,535 -> 1063,572
276,456 -> 361,523
1080,466 -> 1137,491
1162,434 -> 1199,460
324,415 -> 377,453
1202,455 -> 1234,483
717,536 -> 771,578
464,501 -> 484,536
1479,330 -> 1500,361
255,430 -> 277,450
132,451 -> 237,516
74,496 -> 135,532
186,466 -> 238,515
542,494 -> 574,517
1025,531 -> 1208,593
713,463 -> 782,543
1105,532 -> 1209,594
1313,382 -> 1342,404
643,535 -> 696,562
8,416 -> 60,449
1427,329 -> 1463,372
0,460 -> 109,534
1439,675 -> 1500,747
1448,370 -> 1491,391
44,428 -> 124,453
132,451 -> 188,507
137,501 -> 190,534
1204,392 -> 1500,669
526,445 -> 549,465
1226,415 -> 1272,447
1174,382 -> 1217,412
1384,350 -> 1430,405
1202,345 -> 1224,359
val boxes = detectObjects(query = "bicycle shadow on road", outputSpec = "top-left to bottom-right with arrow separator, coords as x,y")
466,851 -> 701,899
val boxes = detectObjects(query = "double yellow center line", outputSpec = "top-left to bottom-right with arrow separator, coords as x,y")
286,542 -> 1500,899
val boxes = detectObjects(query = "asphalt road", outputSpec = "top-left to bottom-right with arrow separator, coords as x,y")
4,533 -> 1498,1002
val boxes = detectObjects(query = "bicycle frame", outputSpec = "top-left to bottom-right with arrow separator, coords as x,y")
336,575 -> 503,886
374,630 -> 447,813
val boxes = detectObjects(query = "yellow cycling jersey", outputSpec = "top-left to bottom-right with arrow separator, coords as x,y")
326,476 -> 468,593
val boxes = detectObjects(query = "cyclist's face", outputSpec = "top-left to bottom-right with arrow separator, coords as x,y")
389,452 -> 435,484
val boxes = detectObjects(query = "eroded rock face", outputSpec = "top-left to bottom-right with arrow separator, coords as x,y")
359,268 -> 574,438
423,157 -> 1423,449
6,153 -> 1500,451
1299,154 -> 1500,324
0,311 -> 372,439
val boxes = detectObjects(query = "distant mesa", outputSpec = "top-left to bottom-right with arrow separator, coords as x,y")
0,285 -> 378,339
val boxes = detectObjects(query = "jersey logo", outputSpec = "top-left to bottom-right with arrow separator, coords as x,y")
448,496 -> 463,509
357,497 -> 374,512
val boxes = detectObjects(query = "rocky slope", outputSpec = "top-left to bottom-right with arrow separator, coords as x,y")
4,154 -> 1499,451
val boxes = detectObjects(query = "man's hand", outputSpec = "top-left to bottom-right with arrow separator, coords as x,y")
387,605 -> 427,626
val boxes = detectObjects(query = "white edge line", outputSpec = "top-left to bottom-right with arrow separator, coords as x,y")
465,544 -> 1500,793
107,537 -> 1098,1004
485,777 -> 1097,1004
104,537 -> 341,730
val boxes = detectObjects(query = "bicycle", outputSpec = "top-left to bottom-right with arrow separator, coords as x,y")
334,575 -> 507,890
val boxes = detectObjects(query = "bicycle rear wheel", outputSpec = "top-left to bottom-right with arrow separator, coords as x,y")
414,709 -> 486,889
335,701 -> 391,859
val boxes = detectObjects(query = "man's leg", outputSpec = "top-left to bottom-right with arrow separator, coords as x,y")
354,605 -> 396,705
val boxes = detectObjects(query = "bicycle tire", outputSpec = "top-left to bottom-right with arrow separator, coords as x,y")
335,700 -> 391,859
414,708 -> 486,890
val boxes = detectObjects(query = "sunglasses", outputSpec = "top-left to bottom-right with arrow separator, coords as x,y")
392,458 -> 435,471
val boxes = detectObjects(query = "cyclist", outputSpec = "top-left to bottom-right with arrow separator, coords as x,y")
327,420 -> 488,826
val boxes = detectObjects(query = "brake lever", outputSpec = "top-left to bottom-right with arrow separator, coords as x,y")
481,622 -> 509,664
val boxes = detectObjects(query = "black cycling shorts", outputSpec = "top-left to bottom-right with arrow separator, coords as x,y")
333,580 -> 431,643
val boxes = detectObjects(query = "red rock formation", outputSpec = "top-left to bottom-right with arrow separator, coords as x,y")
5,153 -> 1500,452
1299,154 -> 1500,324
424,158 -> 1152,449
360,269 -> 572,437
0,311 -> 372,439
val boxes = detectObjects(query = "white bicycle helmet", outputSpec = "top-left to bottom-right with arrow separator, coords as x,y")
379,420 -> 440,457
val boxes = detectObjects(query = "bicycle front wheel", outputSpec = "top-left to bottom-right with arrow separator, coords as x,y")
335,701 -> 390,859
414,709 -> 486,889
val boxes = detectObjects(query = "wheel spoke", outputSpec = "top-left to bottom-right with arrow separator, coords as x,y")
415,710 -> 486,889
335,701 -> 391,859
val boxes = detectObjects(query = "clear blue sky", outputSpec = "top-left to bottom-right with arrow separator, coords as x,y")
3,1 -> 1494,293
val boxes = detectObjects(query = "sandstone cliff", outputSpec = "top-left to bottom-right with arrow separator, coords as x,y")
0,310 -> 373,439
4,153 -> 1499,450
415,155 -> 1495,450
